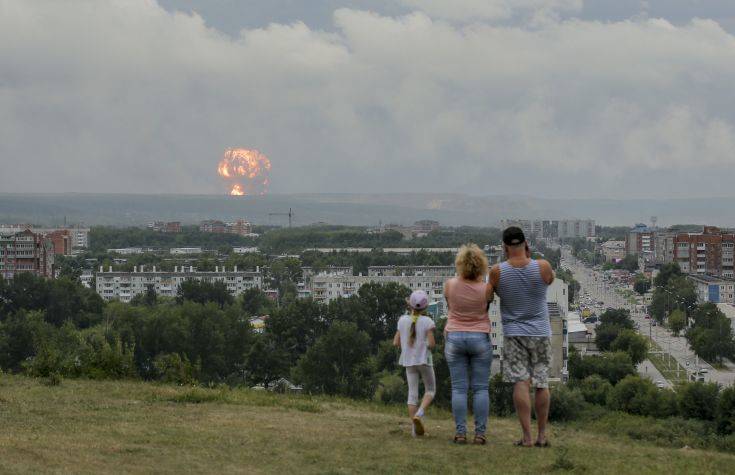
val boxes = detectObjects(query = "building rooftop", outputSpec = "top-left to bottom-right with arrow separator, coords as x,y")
687,274 -> 735,284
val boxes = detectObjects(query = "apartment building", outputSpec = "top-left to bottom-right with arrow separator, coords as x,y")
0,225 -> 89,249
0,229 -> 54,279
199,219 -> 254,236
412,220 -> 440,237
673,227 -> 735,278
95,265 -> 263,302
654,231 -> 676,265
600,240 -> 626,263
499,219 -> 595,240
625,224 -> 655,257
310,266 -> 451,313
148,221 -> 182,233
47,229 -> 73,256
687,274 -> 735,305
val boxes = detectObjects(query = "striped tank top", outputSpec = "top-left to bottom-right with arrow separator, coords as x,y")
496,260 -> 550,337
445,277 -> 490,333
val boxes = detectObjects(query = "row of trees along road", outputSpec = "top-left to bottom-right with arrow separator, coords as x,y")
649,263 -> 735,365
567,308 -> 735,437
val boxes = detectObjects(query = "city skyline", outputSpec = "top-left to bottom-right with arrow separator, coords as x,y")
2,1 -> 735,199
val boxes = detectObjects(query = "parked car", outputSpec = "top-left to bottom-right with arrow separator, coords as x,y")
656,381 -> 665,389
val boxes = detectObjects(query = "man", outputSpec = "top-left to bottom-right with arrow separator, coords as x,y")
489,226 -> 555,447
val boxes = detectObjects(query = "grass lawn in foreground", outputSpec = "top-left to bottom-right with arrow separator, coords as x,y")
1,375 -> 734,474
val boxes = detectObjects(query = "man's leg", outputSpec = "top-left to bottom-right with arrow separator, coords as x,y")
513,380 -> 533,446
534,387 -> 550,444
504,336 -> 532,446
531,337 -> 552,445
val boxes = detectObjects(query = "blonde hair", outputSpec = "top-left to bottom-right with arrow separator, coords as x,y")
455,244 -> 489,281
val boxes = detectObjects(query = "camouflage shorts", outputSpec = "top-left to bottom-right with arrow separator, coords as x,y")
502,336 -> 552,388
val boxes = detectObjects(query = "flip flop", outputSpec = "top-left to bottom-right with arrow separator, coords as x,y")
535,440 -> 550,448
514,440 -> 533,447
453,434 -> 467,444
473,434 -> 487,445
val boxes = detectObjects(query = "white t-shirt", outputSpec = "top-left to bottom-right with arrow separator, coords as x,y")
397,314 -> 436,367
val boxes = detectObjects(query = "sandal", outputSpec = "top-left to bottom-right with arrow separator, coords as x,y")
453,434 -> 467,444
534,440 -> 550,448
473,434 -> 487,445
514,439 -> 533,447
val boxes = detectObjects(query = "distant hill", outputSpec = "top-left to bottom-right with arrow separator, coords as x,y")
1,193 -> 733,227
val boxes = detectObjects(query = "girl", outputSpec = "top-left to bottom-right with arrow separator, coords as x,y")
393,290 -> 436,437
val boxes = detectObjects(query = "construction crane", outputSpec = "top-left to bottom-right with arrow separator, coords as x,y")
268,208 -> 294,228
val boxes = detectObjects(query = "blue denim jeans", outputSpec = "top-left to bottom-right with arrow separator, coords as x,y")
444,331 -> 492,436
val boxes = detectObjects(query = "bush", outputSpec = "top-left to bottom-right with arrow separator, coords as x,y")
569,350 -> 636,385
41,371 -> 62,387
153,353 -> 200,385
489,373 -> 515,416
607,375 -> 677,418
549,385 -> 585,421
577,375 -> 612,406
717,386 -> 735,434
374,372 -> 406,404
678,382 -> 720,421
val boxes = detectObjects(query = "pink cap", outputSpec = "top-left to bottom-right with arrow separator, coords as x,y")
409,290 -> 429,310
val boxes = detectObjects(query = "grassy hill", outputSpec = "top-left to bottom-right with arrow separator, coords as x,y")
1,375 -> 734,474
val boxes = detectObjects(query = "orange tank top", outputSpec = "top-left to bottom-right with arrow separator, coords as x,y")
445,277 -> 490,333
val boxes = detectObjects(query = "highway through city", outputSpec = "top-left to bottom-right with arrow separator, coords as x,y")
561,249 -> 735,387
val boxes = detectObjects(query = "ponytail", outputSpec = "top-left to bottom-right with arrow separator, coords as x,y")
409,310 -> 419,347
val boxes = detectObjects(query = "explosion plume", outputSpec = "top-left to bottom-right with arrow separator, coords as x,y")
217,148 -> 271,196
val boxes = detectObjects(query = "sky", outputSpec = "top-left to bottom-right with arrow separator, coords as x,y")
2,0 -> 735,199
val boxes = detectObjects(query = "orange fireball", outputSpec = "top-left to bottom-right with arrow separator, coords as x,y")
217,148 -> 271,196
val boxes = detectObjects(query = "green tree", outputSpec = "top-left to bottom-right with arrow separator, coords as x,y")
716,386 -> 735,434
568,349 -> 636,385
668,309 -> 686,336
292,321 -> 377,398
245,335 -> 288,388
686,303 -> 735,364
594,308 -> 635,351
240,287 -> 273,316
677,382 -> 720,421
610,330 -> 649,365
654,263 -> 682,288
356,282 -> 411,349
266,299 -> 328,367
176,280 -> 233,309
633,274 -> 651,295
650,275 -> 696,323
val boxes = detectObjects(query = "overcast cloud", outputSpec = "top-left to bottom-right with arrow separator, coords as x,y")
1,0 -> 735,198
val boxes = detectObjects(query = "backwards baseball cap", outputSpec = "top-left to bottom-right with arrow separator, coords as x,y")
502,226 -> 526,246
408,290 -> 429,311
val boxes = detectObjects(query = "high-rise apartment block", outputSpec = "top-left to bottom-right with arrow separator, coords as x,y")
499,219 -> 595,240
673,227 -> 735,278
0,229 -> 55,279
625,224 -> 655,257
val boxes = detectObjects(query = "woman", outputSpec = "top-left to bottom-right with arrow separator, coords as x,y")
443,244 -> 493,445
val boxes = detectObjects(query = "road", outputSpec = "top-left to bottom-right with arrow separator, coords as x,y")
561,250 -> 735,387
